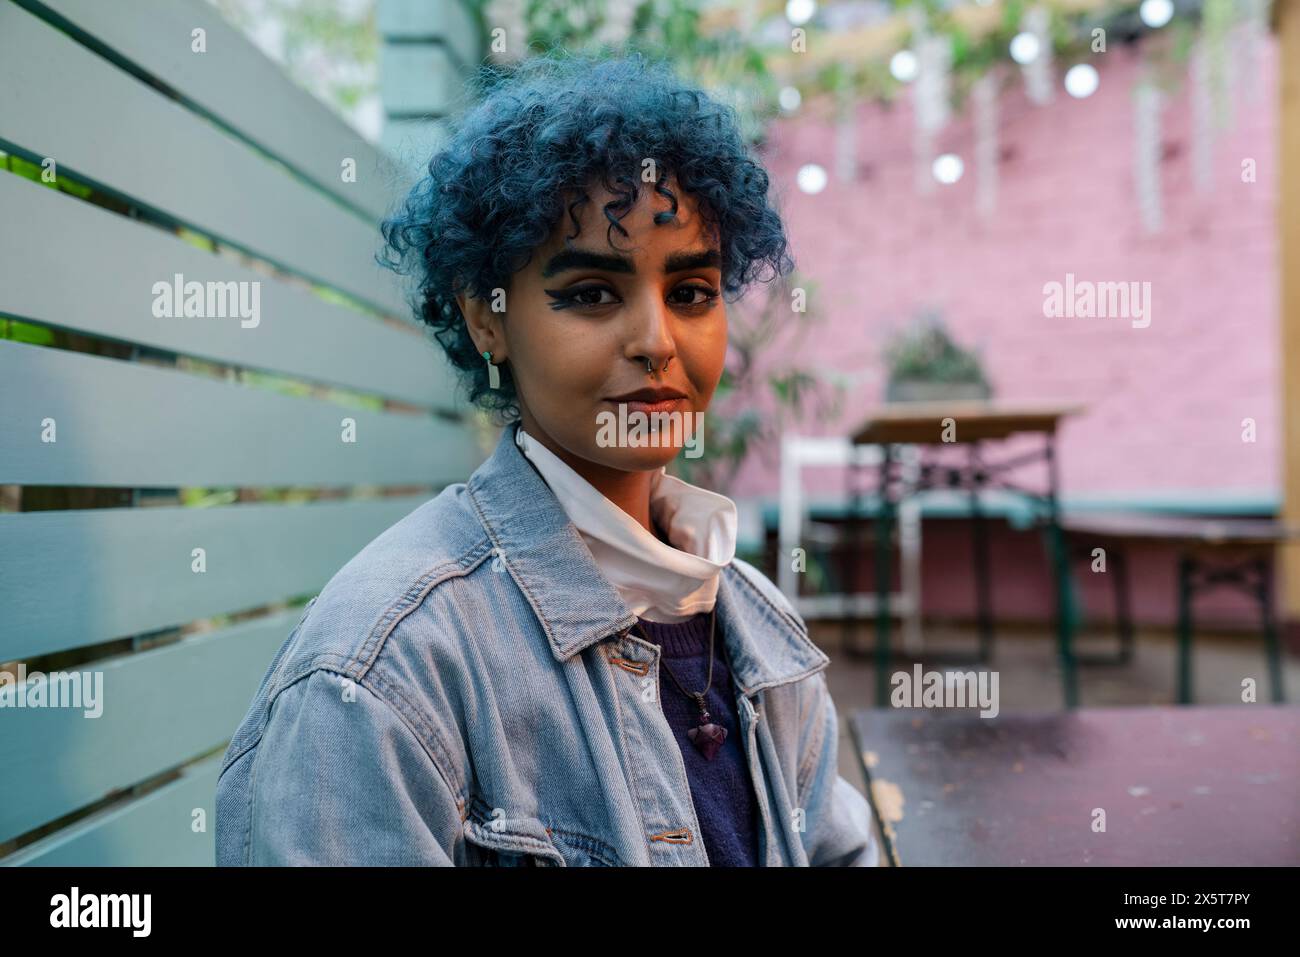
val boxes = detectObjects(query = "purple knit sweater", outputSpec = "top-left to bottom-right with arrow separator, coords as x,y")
634,610 -> 761,866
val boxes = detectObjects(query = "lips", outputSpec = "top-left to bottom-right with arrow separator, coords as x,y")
605,387 -> 689,416
606,387 -> 687,403
608,395 -> 691,416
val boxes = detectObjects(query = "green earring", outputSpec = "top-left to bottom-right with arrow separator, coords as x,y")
483,350 -> 500,390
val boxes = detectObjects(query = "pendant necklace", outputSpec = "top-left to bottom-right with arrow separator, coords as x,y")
631,609 -> 728,761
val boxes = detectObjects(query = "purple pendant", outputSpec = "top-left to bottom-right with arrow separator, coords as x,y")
687,723 -> 728,760
686,700 -> 727,760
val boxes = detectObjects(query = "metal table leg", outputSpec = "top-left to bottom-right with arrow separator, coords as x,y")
1176,553 -> 1195,705
1258,556 -> 1286,703
1044,434 -> 1079,708
969,443 -> 994,663
875,444 -> 894,708
1112,545 -> 1136,665
1067,538 -> 1136,666
842,449 -> 862,658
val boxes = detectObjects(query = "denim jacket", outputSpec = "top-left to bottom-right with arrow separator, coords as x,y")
215,423 -> 878,866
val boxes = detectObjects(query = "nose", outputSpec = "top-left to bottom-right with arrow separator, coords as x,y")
624,290 -> 676,375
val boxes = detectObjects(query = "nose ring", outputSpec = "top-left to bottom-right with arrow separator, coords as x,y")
645,357 -> 672,374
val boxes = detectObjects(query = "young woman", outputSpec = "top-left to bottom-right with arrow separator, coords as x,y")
215,52 -> 877,867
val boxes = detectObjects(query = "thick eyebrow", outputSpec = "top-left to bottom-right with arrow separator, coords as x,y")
540,247 -> 721,278
664,248 -> 722,273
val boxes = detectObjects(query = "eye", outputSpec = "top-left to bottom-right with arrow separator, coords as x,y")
668,283 -> 720,307
544,284 -> 620,310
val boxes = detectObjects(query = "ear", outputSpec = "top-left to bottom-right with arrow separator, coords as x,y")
457,290 -> 507,361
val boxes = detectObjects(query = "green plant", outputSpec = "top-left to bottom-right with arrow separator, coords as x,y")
209,0 -> 378,116
884,312 -> 987,386
482,0 -> 781,143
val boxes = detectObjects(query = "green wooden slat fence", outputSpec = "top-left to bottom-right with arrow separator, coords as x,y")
0,173 -> 452,407
0,0 -> 483,866
0,1 -> 404,314
0,496 -> 433,661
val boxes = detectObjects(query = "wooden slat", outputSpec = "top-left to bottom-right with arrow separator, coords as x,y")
378,0 -> 483,70
0,2 -> 405,315
380,43 -> 462,117
24,0 -> 406,223
0,614 -> 296,845
0,173 -> 456,410
0,339 -> 481,488
0,494 -> 434,660
2,755 -> 222,866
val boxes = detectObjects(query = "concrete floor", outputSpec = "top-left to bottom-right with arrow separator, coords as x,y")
815,620 -> 1299,865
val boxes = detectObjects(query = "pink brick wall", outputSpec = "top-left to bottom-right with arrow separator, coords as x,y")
737,40 -> 1283,628
736,40 -> 1280,505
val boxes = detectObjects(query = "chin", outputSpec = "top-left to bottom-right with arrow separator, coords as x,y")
589,442 -> 686,473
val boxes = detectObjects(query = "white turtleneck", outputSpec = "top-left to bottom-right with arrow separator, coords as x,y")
514,426 -> 737,623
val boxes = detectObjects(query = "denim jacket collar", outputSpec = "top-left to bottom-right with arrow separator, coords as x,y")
466,423 -> 829,695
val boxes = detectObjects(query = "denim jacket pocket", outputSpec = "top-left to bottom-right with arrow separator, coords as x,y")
542,827 -> 624,866
462,808 -> 566,867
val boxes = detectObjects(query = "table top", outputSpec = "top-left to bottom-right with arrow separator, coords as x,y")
851,400 -> 1083,445
1059,511 -> 1300,546
848,705 -> 1300,866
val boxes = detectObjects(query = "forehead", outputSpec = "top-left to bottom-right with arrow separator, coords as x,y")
540,174 -> 717,255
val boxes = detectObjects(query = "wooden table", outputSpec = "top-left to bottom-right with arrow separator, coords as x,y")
1059,513 -> 1300,546
851,401 -> 1083,446
846,401 -> 1083,707
1060,513 -> 1300,703
848,705 -> 1300,866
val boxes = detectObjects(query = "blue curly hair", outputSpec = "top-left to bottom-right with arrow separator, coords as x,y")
378,50 -> 794,421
